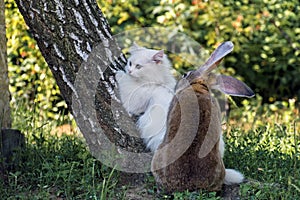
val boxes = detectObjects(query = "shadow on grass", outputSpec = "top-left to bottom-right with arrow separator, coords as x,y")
1,123 -> 299,199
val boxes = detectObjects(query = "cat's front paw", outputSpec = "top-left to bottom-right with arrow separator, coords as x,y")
115,70 -> 126,82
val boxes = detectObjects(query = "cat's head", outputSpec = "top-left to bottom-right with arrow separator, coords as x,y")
125,44 -> 170,80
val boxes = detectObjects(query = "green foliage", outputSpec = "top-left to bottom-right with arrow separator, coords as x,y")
5,0 -> 66,121
98,0 -> 300,102
5,0 -> 299,122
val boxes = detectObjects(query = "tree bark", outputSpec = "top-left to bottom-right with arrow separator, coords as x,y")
0,0 -> 11,129
14,0 -> 150,173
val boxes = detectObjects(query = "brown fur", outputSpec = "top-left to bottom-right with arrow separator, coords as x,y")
151,78 -> 225,193
151,41 -> 254,193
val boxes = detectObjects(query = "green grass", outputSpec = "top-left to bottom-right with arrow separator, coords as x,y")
0,128 -> 124,199
1,97 -> 299,199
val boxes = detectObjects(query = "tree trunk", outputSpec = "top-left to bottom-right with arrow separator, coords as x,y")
14,0 -> 151,173
0,0 -> 11,129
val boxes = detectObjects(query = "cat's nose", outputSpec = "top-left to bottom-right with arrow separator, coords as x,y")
125,68 -> 130,74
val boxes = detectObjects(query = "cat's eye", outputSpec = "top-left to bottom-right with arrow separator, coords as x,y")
136,64 -> 142,69
129,61 -> 132,66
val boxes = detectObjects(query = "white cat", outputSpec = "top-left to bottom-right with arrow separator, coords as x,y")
115,43 -> 176,152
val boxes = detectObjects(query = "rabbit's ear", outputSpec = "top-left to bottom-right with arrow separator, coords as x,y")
215,75 -> 255,98
184,41 -> 234,82
198,41 -> 234,75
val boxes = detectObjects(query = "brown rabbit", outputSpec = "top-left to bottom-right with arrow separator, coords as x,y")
151,41 -> 254,193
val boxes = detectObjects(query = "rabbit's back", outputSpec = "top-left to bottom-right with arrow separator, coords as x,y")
151,82 -> 225,193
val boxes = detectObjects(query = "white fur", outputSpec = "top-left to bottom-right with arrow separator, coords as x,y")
116,44 -> 176,152
224,169 -> 244,185
137,86 -> 174,151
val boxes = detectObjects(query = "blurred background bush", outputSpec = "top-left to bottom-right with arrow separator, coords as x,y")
5,0 -> 65,121
5,0 -> 300,120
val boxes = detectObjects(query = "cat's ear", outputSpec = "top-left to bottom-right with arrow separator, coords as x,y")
129,42 -> 144,53
152,50 -> 164,64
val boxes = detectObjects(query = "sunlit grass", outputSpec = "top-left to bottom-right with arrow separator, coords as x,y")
224,95 -> 300,199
